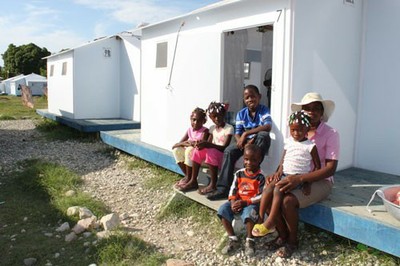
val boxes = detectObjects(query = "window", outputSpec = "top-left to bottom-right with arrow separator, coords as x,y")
62,62 -> 67,75
156,42 -> 168,68
50,65 -> 54,77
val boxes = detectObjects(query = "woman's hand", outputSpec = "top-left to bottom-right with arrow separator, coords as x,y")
276,174 -> 302,193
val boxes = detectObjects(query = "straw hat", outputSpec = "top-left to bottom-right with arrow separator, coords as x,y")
291,92 -> 335,122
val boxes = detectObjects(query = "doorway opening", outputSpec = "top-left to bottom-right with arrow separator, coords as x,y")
222,25 -> 273,123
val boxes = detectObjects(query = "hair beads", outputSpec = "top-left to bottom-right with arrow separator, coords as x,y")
288,110 -> 311,127
207,101 -> 226,116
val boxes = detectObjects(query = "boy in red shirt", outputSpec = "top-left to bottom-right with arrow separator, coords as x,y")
217,144 -> 265,257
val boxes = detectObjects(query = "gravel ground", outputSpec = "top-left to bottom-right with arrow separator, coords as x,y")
0,119 -> 397,266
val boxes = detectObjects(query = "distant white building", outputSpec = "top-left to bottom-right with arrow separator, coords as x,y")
9,73 -> 47,96
45,32 -> 141,120
1,74 -> 24,95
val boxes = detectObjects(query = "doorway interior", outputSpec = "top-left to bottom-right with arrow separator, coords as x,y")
222,25 -> 273,123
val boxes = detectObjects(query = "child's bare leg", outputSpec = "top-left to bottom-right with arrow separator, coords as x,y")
221,217 -> 235,236
175,162 -> 189,186
199,164 -> 218,194
263,187 -> 283,229
245,218 -> 255,239
179,165 -> 199,190
258,180 -> 276,223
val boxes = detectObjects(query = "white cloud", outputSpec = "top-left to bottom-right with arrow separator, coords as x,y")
73,0 -> 183,25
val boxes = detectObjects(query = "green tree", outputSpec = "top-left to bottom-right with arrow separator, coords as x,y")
1,43 -> 51,78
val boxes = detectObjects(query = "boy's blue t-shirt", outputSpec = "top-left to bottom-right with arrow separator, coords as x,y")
235,104 -> 272,139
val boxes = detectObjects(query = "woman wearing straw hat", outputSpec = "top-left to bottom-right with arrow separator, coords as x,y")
258,92 -> 340,258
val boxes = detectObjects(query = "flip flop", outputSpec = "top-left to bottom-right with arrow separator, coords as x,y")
178,183 -> 199,192
198,187 -> 216,195
252,223 -> 276,237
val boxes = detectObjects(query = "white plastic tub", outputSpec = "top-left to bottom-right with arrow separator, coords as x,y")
366,185 -> 400,221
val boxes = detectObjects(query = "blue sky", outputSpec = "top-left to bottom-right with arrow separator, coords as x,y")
0,0 -> 220,66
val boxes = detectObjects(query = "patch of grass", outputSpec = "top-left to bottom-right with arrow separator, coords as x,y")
35,118 -> 98,141
158,193 -> 224,237
0,95 -> 47,119
124,155 -> 181,190
95,232 -> 168,265
0,158 -> 167,265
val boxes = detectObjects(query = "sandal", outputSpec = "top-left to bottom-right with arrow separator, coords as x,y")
252,223 -> 276,237
264,237 -> 286,251
198,187 -> 216,195
276,243 -> 297,258
178,182 -> 199,192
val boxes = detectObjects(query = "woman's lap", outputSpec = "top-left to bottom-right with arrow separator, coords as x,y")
290,179 -> 332,208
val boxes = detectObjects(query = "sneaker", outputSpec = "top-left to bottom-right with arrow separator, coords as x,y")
221,238 -> 240,255
245,239 -> 255,256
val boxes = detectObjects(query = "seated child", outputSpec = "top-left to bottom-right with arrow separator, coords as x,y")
252,111 -> 321,237
179,102 -> 233,193
217,144 -> 265,257
207,85 -> 272,200
173,107 -> 209,188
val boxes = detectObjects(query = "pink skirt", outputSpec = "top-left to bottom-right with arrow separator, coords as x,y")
191,148 -> 223,168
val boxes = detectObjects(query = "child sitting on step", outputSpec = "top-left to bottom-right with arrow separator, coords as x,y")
173,107 -> 209,189
217,144 -> 265,257
179,101 -> 233,193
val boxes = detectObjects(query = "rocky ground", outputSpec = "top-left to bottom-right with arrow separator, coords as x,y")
0,119 -> 396,266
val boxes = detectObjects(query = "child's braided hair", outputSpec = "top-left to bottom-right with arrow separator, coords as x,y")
192,107 -> 207,122
207,101 -> 227,116
288,110 -> 311,128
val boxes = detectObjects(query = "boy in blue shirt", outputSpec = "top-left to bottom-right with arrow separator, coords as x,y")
208,85 -> 272,200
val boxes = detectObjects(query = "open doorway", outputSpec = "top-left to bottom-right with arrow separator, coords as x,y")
222,25 -> 273,122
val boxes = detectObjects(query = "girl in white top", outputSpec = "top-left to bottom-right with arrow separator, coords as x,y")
252,111 -> 321,237
178,102 -> 234,193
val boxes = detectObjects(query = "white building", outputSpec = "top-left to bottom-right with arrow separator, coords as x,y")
45,32 -> 141,120
1,74 -> 24,95
138,0 -> 399,176
9,73 -> 47,96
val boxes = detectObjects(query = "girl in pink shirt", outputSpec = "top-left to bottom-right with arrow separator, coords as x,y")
173,108 -> 209,189
178,102 -> 234,193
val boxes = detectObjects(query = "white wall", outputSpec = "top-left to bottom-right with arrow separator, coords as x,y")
355,0 -> 400,175
73,37 -> 120,119
141,0 -> 288,155
291,0 -> 363,171
119,35 -> 141,121
27,81 -> 47,95
47,52 -> 74,118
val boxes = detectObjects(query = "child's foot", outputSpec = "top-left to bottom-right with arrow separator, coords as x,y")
198,185 -> 216,195
252,223 -> 275,237
221,238 -> 240,255
178,181 -> 199,192
175,178 -> 189,188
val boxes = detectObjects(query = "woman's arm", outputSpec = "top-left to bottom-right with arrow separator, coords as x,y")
276,159 -> 338,193
310,145 -> 321,171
